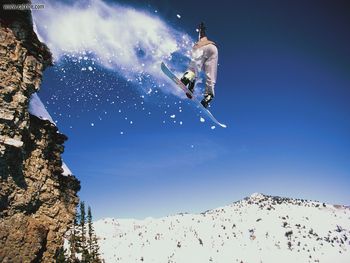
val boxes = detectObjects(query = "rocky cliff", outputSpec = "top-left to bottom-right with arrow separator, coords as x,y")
0,1 -> 80,262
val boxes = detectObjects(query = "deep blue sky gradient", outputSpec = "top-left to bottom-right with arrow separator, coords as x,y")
38,0 -> 350,219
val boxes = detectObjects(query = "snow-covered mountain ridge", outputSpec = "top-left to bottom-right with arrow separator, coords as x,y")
94,193 -> 350,263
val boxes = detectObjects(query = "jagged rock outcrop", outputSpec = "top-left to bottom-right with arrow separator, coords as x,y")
0,1 -> 80,261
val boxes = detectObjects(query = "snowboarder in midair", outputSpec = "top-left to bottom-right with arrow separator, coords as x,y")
180,22 -> 218,108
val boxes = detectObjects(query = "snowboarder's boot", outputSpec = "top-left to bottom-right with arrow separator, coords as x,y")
201,94 -> 213,108
180,70 -> 196,98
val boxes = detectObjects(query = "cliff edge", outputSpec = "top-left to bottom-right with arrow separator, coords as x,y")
0,1 -> 80,261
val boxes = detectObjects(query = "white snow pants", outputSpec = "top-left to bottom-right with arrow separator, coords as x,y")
188,44 -> 218,97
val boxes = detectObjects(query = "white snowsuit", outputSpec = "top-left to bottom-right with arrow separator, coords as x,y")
188,37 -> 218,97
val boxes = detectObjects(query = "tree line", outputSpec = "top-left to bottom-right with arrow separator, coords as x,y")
56,201 -> 103,262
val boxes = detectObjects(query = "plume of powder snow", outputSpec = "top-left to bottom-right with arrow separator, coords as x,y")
32,0 -> 194,92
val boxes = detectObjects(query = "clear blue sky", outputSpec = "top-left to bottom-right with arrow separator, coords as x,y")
37,0 -> 350,219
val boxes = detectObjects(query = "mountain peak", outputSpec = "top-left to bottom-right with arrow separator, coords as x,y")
249,192 -> 266,200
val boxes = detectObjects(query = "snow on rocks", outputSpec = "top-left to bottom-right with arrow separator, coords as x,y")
62,162 -> 73,176
29,93 -> 55,124
94,193 -> 350,263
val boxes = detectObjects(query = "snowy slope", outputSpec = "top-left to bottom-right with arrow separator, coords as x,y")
94,193 -> 350,263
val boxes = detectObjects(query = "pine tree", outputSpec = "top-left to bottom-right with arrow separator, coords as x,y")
87,206 -> 94,256
87,206 -> 102,262
80,201 -> 90,262
56,246 -> 67,263
91,234 -> 102,263
69,216 -> 81,262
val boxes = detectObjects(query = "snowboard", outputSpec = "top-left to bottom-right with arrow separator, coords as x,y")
161,62 -> 227,128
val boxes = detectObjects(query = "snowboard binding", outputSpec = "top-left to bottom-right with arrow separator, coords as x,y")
201,94 -> 213,108
180,70 -> 196,98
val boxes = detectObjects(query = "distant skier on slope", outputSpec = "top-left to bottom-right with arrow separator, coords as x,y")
180,22 -> 218,108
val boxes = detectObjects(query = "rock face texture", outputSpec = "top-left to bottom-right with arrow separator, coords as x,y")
0,1 -> 80,261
